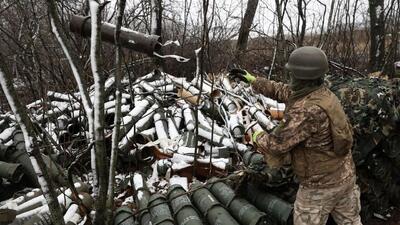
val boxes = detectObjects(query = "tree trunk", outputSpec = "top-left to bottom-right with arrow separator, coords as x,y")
369,0 -> 385,72
235,0 -> 259,58
274,0 -> 287,79
89,1 -> 108,225
297,0 -> 307,46
106,0 -> 126,224
151,0 -> 162,36
0,54 -> 65,225
151,0 -> 164,71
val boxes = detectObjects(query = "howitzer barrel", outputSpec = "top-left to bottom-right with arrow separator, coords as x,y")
70,15 -> 161,55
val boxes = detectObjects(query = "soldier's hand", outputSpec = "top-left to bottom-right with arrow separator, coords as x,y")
229,68 -> 256,84
245,165 -> 274,185
252,130 -> 265,146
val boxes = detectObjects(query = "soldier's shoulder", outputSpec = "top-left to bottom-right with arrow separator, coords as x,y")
290,97 -> 327,122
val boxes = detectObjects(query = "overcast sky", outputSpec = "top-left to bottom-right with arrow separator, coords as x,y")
188,0 -> 370,36
107,0 -> 372,37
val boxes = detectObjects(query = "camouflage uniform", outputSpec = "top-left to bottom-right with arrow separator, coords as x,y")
252,78 -> 362,225
294,177 -> 361,225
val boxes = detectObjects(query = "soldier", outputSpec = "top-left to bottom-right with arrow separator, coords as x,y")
230,46 -> 363,225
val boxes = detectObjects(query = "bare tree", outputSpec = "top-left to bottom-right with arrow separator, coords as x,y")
235,0 -> 259,58
150,0 -> 162,36
180,0 -> 192,53
316,0 -> 327,46
151,0 -> 163,70
273,0 -> 288,75
296,0 -> 307,46
106,0 -> 126,223
369,0 -> 385,71
89,1 -> 109,225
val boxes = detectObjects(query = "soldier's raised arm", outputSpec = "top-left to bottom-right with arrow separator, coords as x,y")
252,77 -> 291,103
228,68 -> 291,103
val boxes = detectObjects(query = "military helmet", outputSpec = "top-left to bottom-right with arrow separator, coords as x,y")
285,46 -> 329,80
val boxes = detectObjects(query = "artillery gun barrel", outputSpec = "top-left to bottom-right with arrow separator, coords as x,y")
70,15 -> 161,55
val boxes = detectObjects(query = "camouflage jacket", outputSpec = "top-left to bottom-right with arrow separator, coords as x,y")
252,78 -> 356,188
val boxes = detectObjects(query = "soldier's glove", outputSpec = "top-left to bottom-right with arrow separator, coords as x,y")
229,68 -> 256,84
252,130 -> 265,146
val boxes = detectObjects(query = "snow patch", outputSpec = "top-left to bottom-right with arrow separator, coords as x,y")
133,173 -> 144,190
122,196 -> 134,205
170,176 -> 188,191
0,126 -> 15,141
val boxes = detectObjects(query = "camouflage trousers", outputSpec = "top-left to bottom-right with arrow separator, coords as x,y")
294,178 -> 362,225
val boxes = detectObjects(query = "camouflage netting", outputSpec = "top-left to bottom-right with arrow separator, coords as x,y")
327,75 -> 400,220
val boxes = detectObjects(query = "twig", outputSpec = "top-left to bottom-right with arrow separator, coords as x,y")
329,60 -> 366,77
